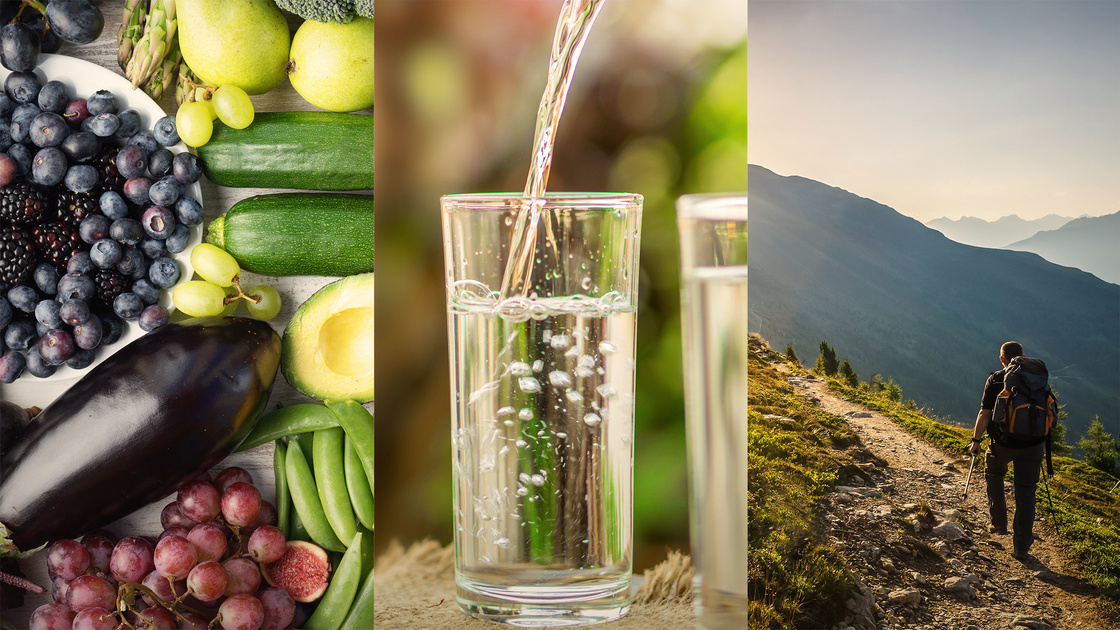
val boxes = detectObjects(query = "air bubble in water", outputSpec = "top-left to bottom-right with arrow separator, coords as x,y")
530,474 -> 545,487
503,419 -> 515,427
468,380 -> 499,405
519,377 -> 541,393
496,537 -> 513,549
581,276 -> 592,290
516,487 -> 529,497
532,360 -> 544,372
566,390 -> 583,403
498,406 -> 514,417
518,408 -> 534,420
516,439 -> 528,448
596,384 -> 617,398
599,341 -> 618,354
499,445 -> 510,456
556,432 -> 568,439
549,371 -> 572,387
510,362 -> 532,377
519,472 -> 531,485
584,413 -> 602,426
550,334 -> 570,349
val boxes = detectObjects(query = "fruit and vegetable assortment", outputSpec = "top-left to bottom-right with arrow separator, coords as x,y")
0,76 -> 204,383
117,0 -> 181,99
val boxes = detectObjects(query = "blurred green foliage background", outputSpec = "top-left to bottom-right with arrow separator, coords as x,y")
374,0 -> 746,572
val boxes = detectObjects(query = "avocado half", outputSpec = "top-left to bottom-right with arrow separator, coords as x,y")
282,273 -> 374,402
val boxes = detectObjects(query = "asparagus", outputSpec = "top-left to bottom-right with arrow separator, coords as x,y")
118,0 -> 147,72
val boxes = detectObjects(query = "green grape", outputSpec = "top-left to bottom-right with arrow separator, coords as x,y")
176,101 -> 214,147
172,281 -> 226,317
212,85 -> 255,130
246,285 -> 282,320
221,284 -> 240,316
190,243 -> 241,287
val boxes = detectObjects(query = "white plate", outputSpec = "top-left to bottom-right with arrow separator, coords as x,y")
2,54 -> 202,406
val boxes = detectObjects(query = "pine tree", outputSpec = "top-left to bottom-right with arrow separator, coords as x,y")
1078,416 -> 1119,476
886,379 -> 902,402
1049,389 -> 1072,456
817,341 -> 839,376
838,359 -> 859,388
785,343 -> 800,366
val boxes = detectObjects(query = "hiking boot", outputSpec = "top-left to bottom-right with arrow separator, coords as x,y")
1012,546 -> 1030,560
988,524 -> 1008,535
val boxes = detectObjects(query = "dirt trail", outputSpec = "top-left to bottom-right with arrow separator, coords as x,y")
778,367 -> 1114,630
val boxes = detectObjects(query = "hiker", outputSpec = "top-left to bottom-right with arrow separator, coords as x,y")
969,341 -> 1055,560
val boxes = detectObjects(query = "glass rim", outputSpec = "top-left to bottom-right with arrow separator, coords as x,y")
676,193 -> 747,220
441,191 -> 642,211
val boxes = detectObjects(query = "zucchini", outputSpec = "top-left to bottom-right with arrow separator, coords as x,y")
207,193 -> 374,276
196,111 -> 374,190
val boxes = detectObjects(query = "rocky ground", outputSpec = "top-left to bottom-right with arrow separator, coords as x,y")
777,368 -> 1115,630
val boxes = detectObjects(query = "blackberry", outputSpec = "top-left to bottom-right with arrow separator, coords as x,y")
0,182 -> 53,226
0,226 -> 40,289
31,220 -> 86,271
56,190 -> 101,229
92,147 -> 125,196
91,267 -> 130,312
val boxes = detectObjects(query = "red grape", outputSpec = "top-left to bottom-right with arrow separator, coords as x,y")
258,587 -> 296,630
160,501 -> 199,530
154,534 -> 197,579
217,593 -> 264,630
178,612 -> 210,630
177,479 -> 222,523
247,525 -> 287,564
222,557 -> 261,596
50,576 -> 70,604
81,531 -> 115,575
28,603 -> 76,630
246,500 -> 278,533
187,560 -> 229,602
110,536 -> 154,584
159,526 -> 192,541
135,606 -> 176,630
221,481 -> 262,528
72,607 -> 118,630
47,538 -> 90,580
188,521 -> 229,562
214,466 -> 254,493
66,574 -> 115,612
140,569 -> 186,607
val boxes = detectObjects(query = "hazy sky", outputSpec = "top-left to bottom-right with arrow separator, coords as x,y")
749,0 -> 1120,222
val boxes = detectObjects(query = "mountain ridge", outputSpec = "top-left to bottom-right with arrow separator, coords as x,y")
1004,211 -> 1120,285
925,213 -> 1073,248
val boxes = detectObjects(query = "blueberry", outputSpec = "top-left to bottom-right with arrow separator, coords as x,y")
25,345 -> 57,377
0,94 -> 10,119
38,328 -> 75,365
4,71 -> 41,104
57,273 -> 95,301
65,346 -> 95,369
7,285 -> 38,312
66,251 -> 93,275
81,112 -> 118,138
0,349 -> 27,383
107,217 -> 143,246
35,321 -> 50,336
141,205 -> 176,239
60,131 -> 101,162
3,317 -> 36,350
113,292 -> 144,320
44,0 -> 106,45
116,246 -> 144,276
149,176 -> 181,207
32,146 -> 67,186
174,195 -> 204,226
123,176 -> 152,205
0,129 -> 11,156
85,89 -> 117,116
72,313 -> 101,349
164,223 -> 191,254
127,130 -> 158,156
0,296 -> 10,328
138,237 -> 165,259
138,305 -> 169,332
148,256 -> 180,289
9,112 -> 34,144
7,141 -> 32,174
29,112 -> 70,148
90,238 -> 122,269
64,163 -> 98,193
34,299 -> 62,327
36,80 -> 69,114
59,298 -> 90,325
33,263 -> 59,295
25,15 -> 60,55
148,148 -> 174,178
153,115 -> 178,146
114,109 -> 141,138
132,278 -> 161,306
79,214 -> 111,244
0,22 -> 41,74
171,152 -> 202,185
115,143 -> 147,179
99,312 -> 124,344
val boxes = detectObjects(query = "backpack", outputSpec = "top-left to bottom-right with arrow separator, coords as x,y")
991,356 -> 1059,470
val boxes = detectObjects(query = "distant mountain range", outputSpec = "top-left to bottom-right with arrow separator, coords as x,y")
1004,212 -> 1119,285
925,214 -> 1072,248
748,165 -> 1120,441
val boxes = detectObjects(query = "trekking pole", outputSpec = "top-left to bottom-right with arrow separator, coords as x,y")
963,452 -> 977,500
1040,462 -> 1060,538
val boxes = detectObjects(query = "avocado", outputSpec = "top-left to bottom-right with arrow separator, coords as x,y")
282,273 -> 374,402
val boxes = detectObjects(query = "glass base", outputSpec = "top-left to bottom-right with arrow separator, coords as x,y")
695,591 -> 749,630
456,575 -> 631,627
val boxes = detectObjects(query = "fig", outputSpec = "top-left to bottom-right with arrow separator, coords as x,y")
260,540 -> 331,603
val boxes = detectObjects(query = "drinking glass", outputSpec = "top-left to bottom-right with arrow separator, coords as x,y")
676,194 -> 748,629
441,192 -> 642,626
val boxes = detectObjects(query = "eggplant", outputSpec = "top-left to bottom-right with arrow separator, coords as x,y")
0,317 -> 281,551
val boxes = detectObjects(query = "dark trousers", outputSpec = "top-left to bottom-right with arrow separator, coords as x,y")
985,439 -> 1045,553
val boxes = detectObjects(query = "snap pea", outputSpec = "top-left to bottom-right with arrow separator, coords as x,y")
304,531 -> 364,630
339,564 -> 375,630
313,427 -> 358,547
284,438 -> 345,553
273,439 -> 291,539
326,400 -> 374,490
344,434 -> 375,530
289,506 -> 310,543
236,403 -> 339,452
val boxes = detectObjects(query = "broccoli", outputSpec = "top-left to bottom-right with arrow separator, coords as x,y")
354,0 -> 373,20
274,0 -> 358,24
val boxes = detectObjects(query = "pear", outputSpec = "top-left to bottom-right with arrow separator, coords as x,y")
177,0 -> 290,95
288,17 -> 375,113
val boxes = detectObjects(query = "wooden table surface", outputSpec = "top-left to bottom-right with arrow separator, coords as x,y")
2,1 -> 372,624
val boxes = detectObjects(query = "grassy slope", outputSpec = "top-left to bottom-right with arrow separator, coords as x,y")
748,335 -> 1120,629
